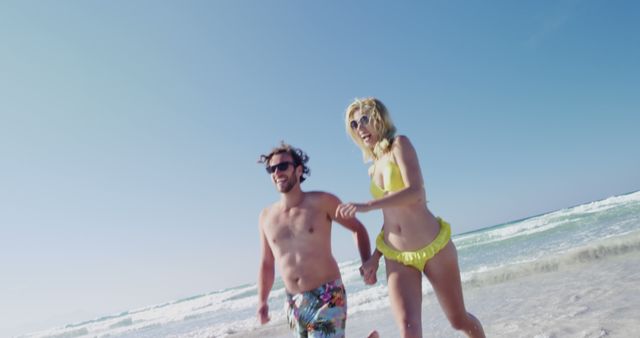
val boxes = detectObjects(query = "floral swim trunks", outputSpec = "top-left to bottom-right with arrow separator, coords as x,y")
284,278 -> 347,338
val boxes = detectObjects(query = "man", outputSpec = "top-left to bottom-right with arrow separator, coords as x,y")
257,143 -> 374,337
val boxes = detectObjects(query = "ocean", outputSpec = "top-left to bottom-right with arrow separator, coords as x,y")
20,191 -> 640,338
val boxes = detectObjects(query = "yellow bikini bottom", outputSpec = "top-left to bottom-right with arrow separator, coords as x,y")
376,217 -> 451,272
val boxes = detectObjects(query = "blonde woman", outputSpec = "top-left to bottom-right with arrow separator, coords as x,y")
336,98 -> 485,338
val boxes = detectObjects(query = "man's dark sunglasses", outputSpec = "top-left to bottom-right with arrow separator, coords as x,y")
266,161 -> 295,174
350,115 -> 370,130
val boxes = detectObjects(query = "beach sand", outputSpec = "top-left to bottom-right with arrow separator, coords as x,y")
239,249 -> 640,337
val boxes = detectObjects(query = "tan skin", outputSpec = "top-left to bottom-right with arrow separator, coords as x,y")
337,109 -> 485,338
257,152 -> 373,325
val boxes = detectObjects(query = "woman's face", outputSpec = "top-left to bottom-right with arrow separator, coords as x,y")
351,109 -> 378,149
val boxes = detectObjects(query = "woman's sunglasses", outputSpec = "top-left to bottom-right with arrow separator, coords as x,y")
265,161 -> 295,174
350,115 -> 370,130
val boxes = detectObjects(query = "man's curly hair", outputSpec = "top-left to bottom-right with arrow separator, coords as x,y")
258,142 -> 311,183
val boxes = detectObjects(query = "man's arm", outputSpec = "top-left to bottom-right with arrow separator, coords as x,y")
257,209 -> 275,324
327,194 -> 372,265
359,248 -> 382,285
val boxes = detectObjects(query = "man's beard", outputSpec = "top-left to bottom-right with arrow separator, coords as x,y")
278,174 -> 298,193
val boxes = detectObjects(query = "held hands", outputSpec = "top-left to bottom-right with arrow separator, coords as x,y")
336,202 -> 371,219
359,255 -> 380,285
257,302 -> 270,324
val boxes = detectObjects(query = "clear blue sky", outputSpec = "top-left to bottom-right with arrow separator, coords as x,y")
1,1 -> 638,336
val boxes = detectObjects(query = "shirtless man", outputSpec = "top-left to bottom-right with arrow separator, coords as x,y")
257,143 -> 373,337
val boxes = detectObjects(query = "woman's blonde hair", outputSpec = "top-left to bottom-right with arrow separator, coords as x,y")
345,97 -> 397,161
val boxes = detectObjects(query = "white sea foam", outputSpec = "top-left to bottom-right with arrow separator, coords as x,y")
455,190 -> 640,251
461,230 -> 640,288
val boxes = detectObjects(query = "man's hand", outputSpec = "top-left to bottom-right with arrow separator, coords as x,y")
336,202 -> 370,219
257,302 -> 270,324
360,256 -> 379,285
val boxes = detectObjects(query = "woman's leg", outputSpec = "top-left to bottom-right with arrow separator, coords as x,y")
385,258 -> 424,338
423,241 -> 485,338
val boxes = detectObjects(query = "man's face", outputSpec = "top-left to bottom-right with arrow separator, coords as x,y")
268,153 -> 299,193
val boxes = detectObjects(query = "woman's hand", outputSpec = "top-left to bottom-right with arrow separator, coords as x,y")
336,202 -> 371,219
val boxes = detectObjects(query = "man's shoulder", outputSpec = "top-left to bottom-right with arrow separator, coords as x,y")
305,191 -> 339,202
259,202 -> 279,221
304,192 -> 341,214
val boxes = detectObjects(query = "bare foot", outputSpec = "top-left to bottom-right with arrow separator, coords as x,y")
367,330 -> 380,338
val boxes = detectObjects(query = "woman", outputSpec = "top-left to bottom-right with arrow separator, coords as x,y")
337,98 -> 485,338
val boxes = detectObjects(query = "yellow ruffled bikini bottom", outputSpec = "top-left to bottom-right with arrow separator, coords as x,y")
376,217 -> 451,271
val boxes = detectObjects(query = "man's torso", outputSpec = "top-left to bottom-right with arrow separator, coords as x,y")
262,192 -> 341,294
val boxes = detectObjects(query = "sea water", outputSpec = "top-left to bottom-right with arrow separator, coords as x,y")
20,191 -> 640,338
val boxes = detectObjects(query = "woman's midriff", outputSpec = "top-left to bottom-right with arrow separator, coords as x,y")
381,205 -> 442,252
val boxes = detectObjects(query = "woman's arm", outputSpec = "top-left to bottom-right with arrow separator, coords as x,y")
337,136 -> 426,219
365,135 -> 427,210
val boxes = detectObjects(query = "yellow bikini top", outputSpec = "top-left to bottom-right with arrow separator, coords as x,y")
370,160 -> 406,199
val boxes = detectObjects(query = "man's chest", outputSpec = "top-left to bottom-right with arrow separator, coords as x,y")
265,208 -> 330,243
